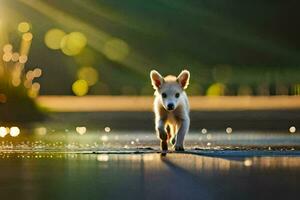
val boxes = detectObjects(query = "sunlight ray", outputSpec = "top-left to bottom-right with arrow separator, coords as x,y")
19,0 -> 149,75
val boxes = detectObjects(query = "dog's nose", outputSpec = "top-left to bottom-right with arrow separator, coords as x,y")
167,103 -> 174,110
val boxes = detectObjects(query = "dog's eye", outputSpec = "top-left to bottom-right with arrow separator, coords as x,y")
175,93 -> 180,98
162,93 -> 167,98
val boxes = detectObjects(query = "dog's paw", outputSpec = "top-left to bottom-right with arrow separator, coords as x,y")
174,145 -> 184,152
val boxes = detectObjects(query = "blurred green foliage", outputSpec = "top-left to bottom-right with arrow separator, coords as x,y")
1,0 -> 300,95
0,79 -> 45,122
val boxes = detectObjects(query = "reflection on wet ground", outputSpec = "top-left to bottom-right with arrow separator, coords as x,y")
1,127 -> 300,199
0,153 -> 300,200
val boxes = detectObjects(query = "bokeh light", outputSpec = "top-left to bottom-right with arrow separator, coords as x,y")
244,159 -> 253,167
76,126 -> 86,135
289,126 -> 296,133
77,67 -> 98,86
226,127 -> 233,134
34,127 -> 47,136
26,70 -> 34,80
22,32 -> 33,41
24,80 -> 32,89
32,82 -> 41,91
201,128 -> 207,134
101,135 -> 108,142
2,53 -> 12,62
19,55 -> 28,64
104,126 -> 111,133
103,38 -> 130,61
206,83 -> 226,96
0,127 -> 7,137
44,29 -> 66,50
61,32 -> 87,56
3,44 -> 13,53
10,127 -> 20,137
12,77 -> 21,87
97,155 -> 109,162
72,79 -> 89,96
33,68 -> 42,77
18,22 -> 30,33
11,52 -> 19,62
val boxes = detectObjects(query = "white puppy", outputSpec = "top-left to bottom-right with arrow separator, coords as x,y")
150,69 -> 190,151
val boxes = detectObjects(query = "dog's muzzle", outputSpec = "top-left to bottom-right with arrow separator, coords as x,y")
167,103 -> 175,111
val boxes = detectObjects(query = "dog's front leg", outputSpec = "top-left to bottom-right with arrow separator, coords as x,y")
156,119 -> 168,150
175,118 -> 190,151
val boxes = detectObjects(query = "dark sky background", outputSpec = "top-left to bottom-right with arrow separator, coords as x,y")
2,0 -> 300,95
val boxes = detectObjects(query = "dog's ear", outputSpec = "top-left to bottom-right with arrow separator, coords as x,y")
150,70 -> 164,89
177,70 -> 190,89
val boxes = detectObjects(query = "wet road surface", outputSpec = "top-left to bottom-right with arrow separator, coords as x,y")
0,152 -> 300,200
1,128 -> 300,200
